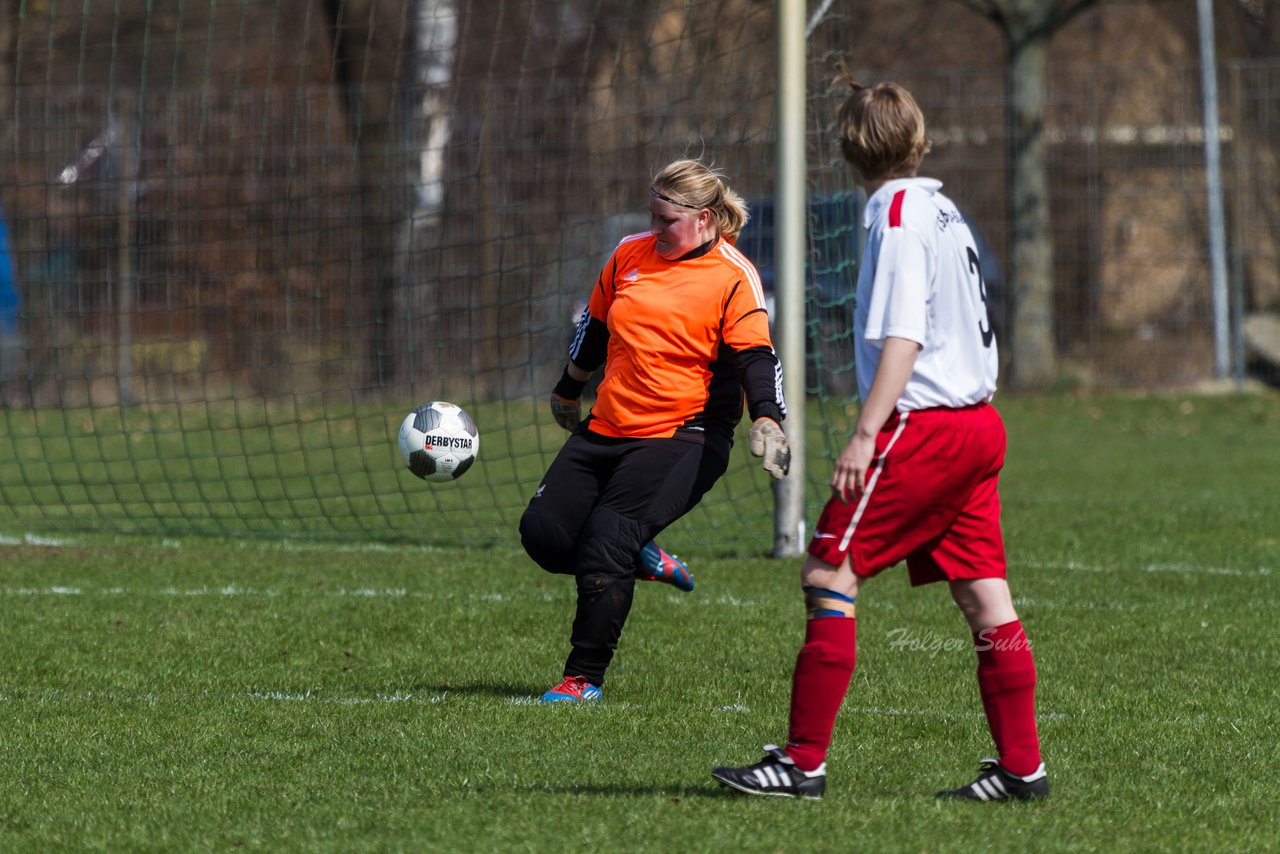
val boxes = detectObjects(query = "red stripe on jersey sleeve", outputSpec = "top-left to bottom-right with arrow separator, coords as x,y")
888,190 -> 906,228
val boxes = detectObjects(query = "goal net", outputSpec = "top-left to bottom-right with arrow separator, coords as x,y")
0,0 -> 859,551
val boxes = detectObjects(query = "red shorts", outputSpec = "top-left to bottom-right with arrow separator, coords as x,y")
808,403 -> 1007,586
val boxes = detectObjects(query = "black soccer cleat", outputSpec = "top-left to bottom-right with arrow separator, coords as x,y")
711,744 -> 826,800
935,758 -> 1049,802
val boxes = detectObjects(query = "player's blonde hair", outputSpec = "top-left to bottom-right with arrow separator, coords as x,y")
835,70 -> 931,181
650,159 -> 749,242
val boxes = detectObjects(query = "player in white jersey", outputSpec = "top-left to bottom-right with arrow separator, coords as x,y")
713,77 -> 1048,802
853,177 -> 997,411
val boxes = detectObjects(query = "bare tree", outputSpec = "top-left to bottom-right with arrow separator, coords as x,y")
321,0 -> 416,389
951,0 -> 1099,387
0,0 -> 15,169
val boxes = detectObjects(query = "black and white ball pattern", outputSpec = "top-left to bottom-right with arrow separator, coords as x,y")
397,401 -> 479,482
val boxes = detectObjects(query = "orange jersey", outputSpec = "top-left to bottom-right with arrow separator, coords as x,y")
575,232 -> 778,439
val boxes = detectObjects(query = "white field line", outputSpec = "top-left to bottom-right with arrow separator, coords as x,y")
0,690 -> 1028,718
0,533 -> 79,547
0,585 -> 566,601
2,691 -> 1269,730
0,586 -> 778,609
0,688 -> 447,705
246,689 -> 442,705
709,703 -> 1073,723
848,706 -> 1068,722
1012,596 -> 1140,613
1022,559 -> 1271,577
7,529 -> 1272,580
504,697 -> 634,708
1,585 -> 1274,616
0,586 -> 769,605
4,532 -> 1270,578
29,691 -> 1279,733
0,531 -> 450,555
21,689 -> 1248,728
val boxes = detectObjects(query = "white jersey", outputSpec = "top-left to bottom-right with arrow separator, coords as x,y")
854,177 -> 998,410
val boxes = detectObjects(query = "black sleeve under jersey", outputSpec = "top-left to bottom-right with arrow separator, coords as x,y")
567,305 -> 609,373
733,344 -> 786,424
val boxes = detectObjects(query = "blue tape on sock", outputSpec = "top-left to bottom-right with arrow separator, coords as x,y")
803,585 -> 856,619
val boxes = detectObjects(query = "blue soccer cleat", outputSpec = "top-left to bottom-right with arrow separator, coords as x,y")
539,675 -> 603,703
638,541 -> 694,592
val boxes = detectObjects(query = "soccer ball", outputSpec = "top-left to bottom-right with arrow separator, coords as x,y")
397,401 -> 479,482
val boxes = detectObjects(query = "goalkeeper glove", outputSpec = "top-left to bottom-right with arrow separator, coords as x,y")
749,417 -> 790,479
550,393 -> 581,431
550,366 -> 586,432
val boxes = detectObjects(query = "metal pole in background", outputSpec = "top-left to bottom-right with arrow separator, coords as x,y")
773,0 -> 806,557
1197,0 -> 1230,379
1229,63 -> 1246,389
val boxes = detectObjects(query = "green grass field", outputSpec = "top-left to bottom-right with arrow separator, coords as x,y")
1,391 -> 1278,851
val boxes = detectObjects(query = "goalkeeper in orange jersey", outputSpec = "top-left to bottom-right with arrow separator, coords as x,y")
520,158 -> 790,703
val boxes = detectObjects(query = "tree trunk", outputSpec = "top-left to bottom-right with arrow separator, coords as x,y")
0,0 -> 15,171
324,0 -> 415,390
1006,32 -> 1057,388
954,0 -> 1101,388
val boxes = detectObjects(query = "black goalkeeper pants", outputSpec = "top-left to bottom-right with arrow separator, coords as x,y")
519,429 -> 730,686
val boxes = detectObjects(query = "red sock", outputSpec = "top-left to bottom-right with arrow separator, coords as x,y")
974,620 -> 1042,776
785,617 -> 857,771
